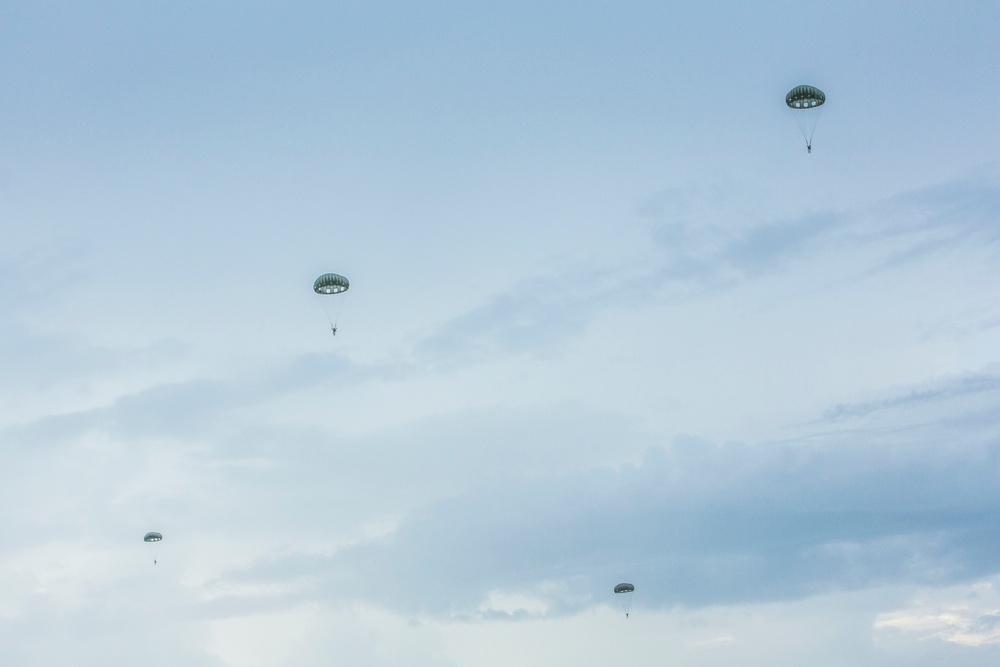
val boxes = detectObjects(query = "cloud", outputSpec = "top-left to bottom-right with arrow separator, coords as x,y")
1,377 -> 234,450
0,548 -> 224,667
644,172 -> 1000,289
820,370 -> 1000,421
876,578 -> 1000,647
402,171 -> 1000,368
199,369 -> 1000,618
411,270 -> 609,365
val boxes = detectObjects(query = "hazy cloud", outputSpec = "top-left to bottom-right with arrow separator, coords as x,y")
201,371 -> 1000,617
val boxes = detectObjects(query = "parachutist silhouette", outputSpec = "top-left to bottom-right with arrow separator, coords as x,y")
144,531 -> 162,564
786,85 -> 825,154
314,273 -> 350,336
614,582 -> 634,618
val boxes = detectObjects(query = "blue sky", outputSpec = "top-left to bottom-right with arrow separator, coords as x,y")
2,2 -> 999,665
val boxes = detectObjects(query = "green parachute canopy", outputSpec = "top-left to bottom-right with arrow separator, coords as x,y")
785,85 -> 825,109
313,273 -> 350,295
614,583 -> 634,594
143,531 -> 162,543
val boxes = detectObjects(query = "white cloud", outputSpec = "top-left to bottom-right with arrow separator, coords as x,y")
876,579 -> 1000,647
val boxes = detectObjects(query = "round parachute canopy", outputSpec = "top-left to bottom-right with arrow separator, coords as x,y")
785,85 -> 825,109
313,273 -> 350,295
614,583 -> 634,594
143,532 -> 162,543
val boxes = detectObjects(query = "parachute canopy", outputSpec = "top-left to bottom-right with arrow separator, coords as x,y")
614,583 -> 634,594
143,531 -> 162,543
313,273 -> 350,295
785,85 -> 825,109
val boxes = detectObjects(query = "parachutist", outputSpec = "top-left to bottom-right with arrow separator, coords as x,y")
786,85 -> 825,153
614,582 -> 634,617
144,531 -> 163,564
314,273 -> 350,336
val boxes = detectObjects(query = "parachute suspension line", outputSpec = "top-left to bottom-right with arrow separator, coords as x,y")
321,294 -> 348,336
143,531 -> 163,565
804,105 -> 824,149
319,301 -> 336,333
792,104 -> 823,150
332,291 -> 348,330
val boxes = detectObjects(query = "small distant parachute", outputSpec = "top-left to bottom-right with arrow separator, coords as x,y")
614,582 -> 634,618
785,84 -> 825,153
313,273 -> 350,335
144,531 -> 162,565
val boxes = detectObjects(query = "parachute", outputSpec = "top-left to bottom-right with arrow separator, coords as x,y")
143,531 -> 162,565
313,273 -> 350,335
614,582 -> 634,617
785,85 -> 825,153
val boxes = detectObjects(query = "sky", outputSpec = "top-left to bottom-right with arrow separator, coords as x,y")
1,1 -> 999,665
